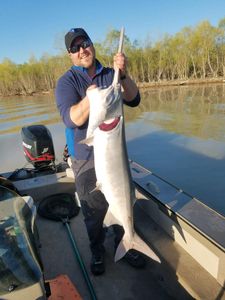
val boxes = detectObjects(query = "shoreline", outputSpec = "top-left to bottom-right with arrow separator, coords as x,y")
137,77 -> 225,90
1,77 -> 225,98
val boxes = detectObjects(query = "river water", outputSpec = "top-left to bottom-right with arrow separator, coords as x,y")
0,83 -> 225,216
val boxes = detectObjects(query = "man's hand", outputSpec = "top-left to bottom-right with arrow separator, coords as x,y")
113,52 -> 127,77
87,84 -> 97,91
113,53 -> 140,102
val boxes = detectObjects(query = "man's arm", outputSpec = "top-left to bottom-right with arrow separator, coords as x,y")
69,85 -> 98,126
69,96 -> 90,127
120,75 -> 139,102
113,52 -> 139,102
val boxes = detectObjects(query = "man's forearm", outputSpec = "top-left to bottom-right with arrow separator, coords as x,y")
121,75 -> 139,102
70,96 -> 90,126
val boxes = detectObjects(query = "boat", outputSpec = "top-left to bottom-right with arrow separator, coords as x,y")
0,125 -> 224,300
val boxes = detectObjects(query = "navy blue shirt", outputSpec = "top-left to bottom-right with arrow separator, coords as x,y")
55,60 -> 140,160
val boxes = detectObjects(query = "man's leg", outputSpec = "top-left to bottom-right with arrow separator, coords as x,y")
75,167 -> 108,275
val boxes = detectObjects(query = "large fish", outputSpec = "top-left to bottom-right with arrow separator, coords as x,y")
82,76 -> 161,263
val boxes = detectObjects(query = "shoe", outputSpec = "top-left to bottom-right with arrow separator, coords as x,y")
90,252 -> 105,275
123,249 -> 146,268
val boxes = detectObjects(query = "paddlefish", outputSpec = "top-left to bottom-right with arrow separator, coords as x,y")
82,79 -> 160,263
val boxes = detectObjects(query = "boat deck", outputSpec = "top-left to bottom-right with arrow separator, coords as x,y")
3,164 -> 224,300
36,203 -> 190,300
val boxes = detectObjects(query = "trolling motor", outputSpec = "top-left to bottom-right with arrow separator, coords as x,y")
21,125 -> 55,170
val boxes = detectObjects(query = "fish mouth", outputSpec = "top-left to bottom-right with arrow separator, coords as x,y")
99,117 -> 120,131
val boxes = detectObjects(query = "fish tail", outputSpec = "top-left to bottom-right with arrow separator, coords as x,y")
114,232 -> 161,263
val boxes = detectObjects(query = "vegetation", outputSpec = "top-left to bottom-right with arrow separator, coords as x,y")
0,18 -> 224,96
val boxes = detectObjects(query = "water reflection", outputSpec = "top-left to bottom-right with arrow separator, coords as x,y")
1,84 -> 225,216
124,84 -> 225,216
0,94 -> 60,134
125,84 -> 225,142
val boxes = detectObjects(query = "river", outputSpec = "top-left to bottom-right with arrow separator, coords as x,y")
0,83 -> 225,217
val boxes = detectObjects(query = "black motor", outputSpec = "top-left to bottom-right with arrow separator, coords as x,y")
21,125 -> 55,169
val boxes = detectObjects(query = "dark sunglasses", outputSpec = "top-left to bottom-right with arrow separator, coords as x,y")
69,39 -> 92,54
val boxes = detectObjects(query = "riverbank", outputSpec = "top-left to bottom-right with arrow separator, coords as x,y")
1,77 -> 225,98
137,77 -> 225,90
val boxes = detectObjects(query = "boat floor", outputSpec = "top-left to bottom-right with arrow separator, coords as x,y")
7,166 -> 224,299
36,205 -> 192,300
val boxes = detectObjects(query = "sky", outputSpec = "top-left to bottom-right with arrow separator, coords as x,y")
0,0 -> 224,64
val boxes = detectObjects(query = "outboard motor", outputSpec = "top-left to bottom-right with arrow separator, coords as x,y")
21,125 -> 55,170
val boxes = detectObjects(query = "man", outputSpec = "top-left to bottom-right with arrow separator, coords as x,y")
56,28 -> 145,275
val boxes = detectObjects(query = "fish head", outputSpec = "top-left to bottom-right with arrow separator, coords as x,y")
86,83 -> 123,139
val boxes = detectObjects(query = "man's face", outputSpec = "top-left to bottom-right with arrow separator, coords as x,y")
69,36 -> 95,69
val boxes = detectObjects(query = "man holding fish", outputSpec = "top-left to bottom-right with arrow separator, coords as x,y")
56,28 -> 151,275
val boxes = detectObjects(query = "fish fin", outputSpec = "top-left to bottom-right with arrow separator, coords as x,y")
79,136 -> 94,146
89,182 -> 101,193
133,196 -> 151,206
114,236 -> 130,262
114,232 -> 161,263
134,189 -> 150,205
103,209 -> 121,227
131,189 -> 137,206
131,232 -> 161,263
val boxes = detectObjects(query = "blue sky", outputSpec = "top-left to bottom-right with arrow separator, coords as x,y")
0,0 -> 224,64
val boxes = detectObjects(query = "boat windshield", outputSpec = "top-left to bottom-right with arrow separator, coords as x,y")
0,186 -> 42,295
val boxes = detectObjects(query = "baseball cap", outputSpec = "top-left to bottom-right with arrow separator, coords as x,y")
65,28 -> 91,51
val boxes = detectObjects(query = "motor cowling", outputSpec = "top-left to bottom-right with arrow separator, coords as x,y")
21,125 -> 55,169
